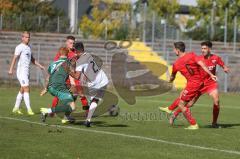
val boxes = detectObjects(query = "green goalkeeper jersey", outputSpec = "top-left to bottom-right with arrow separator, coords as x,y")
47,57 -> 70,90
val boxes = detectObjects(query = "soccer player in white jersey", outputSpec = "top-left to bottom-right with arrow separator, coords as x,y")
73,42 -> 109,127
8,31 -> 45,115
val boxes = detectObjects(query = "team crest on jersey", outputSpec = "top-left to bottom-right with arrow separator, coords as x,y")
212,59 -> 217,64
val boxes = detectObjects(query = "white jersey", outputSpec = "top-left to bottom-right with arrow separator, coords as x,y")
15,43 -> 32,76
76,52 -> 109,89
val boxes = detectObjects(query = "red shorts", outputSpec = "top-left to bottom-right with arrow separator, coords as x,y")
181,82 -> 204,102
66,78 -> 80,85
199,81 -> 218,95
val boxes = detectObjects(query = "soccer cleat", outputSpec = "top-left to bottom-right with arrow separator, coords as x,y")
61,115 -> 75,124
40,113 -> 47,122
159,107 -> 173,114
27,110 -> 35,115
40,108 -> 48,122
184,124 -> 199,130
212,123 -> 222,129
40,108 -> 49,114
40,108 -> 49,122
61,119 -> 69,124
12,108 -> 23,115
169,115 -> 176,125
83,120 -> 91,127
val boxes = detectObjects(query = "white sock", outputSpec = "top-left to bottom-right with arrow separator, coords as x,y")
14,92 -> 23,109
86,102 -> 97,122
47,108 -> 52,113
23,92 -> 31,111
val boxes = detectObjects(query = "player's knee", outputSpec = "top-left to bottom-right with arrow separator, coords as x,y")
22,86 -> 29,92
214,99 -> 219,106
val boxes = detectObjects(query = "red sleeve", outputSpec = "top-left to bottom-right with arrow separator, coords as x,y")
216,56 -> 225,68
53,52 -> 60,61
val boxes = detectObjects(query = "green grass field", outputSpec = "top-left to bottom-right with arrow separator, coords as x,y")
0,86 -> 240,159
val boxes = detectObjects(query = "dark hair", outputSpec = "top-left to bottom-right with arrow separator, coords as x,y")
201,41 -> 212,48
174,41 -> 185,52
74,42 -> 84,52
66,35 -> 75,41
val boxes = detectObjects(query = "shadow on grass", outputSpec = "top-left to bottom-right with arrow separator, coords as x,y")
73,120 -> 129,128
202,123 -> 240,129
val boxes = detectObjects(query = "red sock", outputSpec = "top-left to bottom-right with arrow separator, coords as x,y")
168,98 -> 180,111
80,96 -> 88,106
173,108 -> 182,118
51,96 -> 59,108
183,107 -> 196,125
212,104 -> 220,124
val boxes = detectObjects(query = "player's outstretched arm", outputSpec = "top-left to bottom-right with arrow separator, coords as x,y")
169,73 -> 176,83
40,74 -> 50,96
8,55 -> 19,75
169,64 -> 177,83
31,55 -> 45,70
198,60 -> 217,81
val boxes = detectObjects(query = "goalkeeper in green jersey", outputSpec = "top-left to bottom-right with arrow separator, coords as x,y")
40,47 -> 80,123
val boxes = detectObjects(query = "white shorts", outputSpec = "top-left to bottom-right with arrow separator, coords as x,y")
84,85 -> 107,101
17,72 -> 29,87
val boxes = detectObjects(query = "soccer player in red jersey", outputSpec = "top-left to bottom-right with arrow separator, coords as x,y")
50,36 -> 89,120
160,41 -> 229,128
160,41 -> 217,130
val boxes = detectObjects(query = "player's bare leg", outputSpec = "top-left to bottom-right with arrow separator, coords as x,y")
159,91 -> 183,114
169,95 -> 200,125
209,89 -> 220,128
178,100 -> 198,130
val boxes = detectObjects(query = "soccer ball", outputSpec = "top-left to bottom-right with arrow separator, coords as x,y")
108,105 -> 120,117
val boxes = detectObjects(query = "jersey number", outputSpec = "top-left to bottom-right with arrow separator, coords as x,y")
90,61 -> 99,73
185,64 -> 194,75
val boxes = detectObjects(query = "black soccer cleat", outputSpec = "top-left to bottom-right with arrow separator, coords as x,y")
41,113 -> 47,122
83,120 -> 91,127
212,123 -> 222,128
66,115 -> 76,123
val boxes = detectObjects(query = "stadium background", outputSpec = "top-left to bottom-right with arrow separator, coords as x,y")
1,1 -> 240,159
0,0 -> 239,92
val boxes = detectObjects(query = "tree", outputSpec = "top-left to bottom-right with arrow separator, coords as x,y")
80,0 -> 131,39
1,0 -> 67,32
148,0 -> 179,21
186,0 -> 240,41
0,0 -> 14,15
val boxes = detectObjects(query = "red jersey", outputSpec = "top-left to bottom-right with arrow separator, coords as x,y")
172,52 -> 203,83
199,54 -> 225,83
53,49 -> 76,61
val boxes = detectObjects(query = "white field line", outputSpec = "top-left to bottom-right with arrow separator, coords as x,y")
0,116 -> 240,156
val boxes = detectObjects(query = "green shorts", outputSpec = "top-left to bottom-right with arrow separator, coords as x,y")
48,86 -> 74,104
